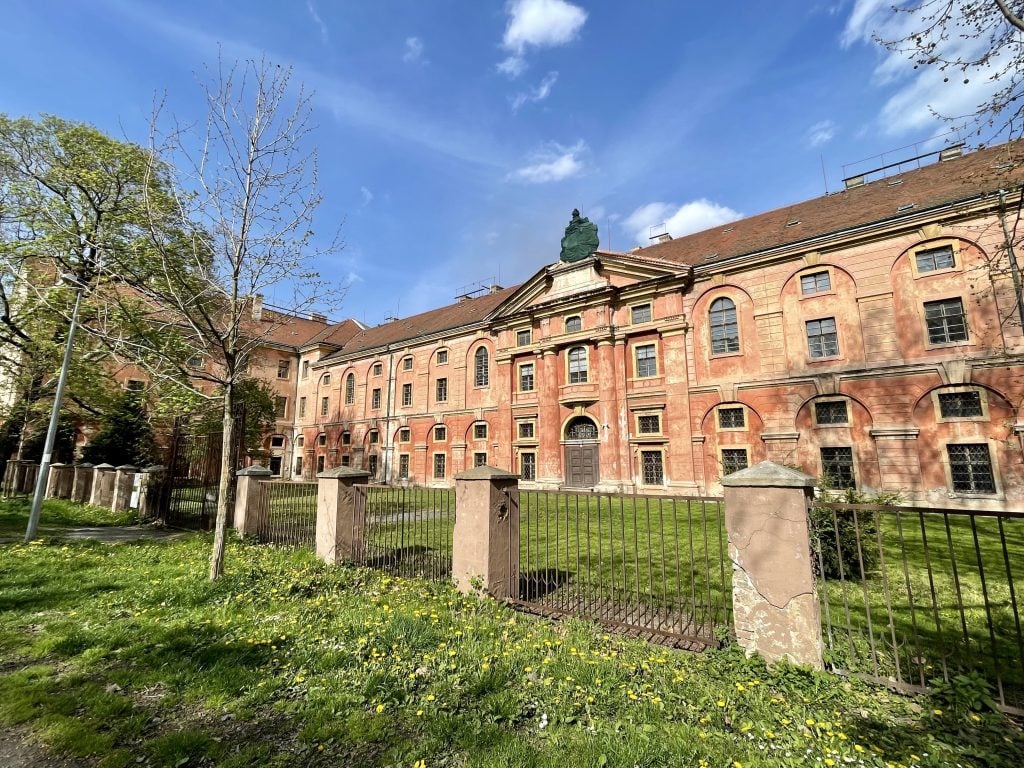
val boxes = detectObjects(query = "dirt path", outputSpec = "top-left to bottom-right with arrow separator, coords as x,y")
0,726 -> 86,768
0,525 -> 188,545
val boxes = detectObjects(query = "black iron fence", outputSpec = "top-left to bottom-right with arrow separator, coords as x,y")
355,485 -> 454,582
810,500 -> 1024,715
256,481 -> 318,547
512,490 -> 731,648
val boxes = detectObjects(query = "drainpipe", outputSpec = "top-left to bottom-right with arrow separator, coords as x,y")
997,187 -> 1024,328
382,345 -> 395,484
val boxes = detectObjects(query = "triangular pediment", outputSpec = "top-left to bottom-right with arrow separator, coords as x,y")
488,251 -> 690,321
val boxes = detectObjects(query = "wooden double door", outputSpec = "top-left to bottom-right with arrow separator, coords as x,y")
564,443 -> 599,488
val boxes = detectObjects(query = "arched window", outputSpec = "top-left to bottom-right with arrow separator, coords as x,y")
709,297 -> 740,354
344,373 -> 355,404
565,416 -> 598,441
568,346 -> 588,384
474,347 -> 489,387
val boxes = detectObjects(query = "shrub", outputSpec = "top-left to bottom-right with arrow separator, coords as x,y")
809,488 -> 900,580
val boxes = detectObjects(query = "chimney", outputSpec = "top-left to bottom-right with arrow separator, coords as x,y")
309,312 -> 327,323
489,284 -> 503,294
251,294 -> 263,322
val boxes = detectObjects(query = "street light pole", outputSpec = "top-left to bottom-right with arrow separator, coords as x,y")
24,281 -> 84,543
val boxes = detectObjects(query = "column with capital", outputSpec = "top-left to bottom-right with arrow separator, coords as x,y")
661,325 -> 700,493
537,348 -> 562,485
595,339 -> 622,485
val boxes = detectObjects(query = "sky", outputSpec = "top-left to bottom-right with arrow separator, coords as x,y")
0,0 -> 1010,325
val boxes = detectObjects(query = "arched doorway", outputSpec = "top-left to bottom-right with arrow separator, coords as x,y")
564,416 -> 599,488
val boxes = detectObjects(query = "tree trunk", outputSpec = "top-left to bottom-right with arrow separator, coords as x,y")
209,381 -> 235,580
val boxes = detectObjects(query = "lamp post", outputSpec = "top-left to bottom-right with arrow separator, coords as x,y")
25,277 -> 85,543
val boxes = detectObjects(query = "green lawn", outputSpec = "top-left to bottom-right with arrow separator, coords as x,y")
1,522 -> 1022,767
813,505 -> 1024,713
0,497 -> 137,537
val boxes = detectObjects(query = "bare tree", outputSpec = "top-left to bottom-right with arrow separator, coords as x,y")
874,1 -> 1024,140
104,57 -> 342,579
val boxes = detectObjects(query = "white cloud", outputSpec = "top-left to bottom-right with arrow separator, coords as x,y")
403,36 -> 424,64
509,140 -> 586,183
498,0 -> 587,77
841,1 -> 1012,138
624,200 -> 742,245
306,0 -> 328,43
511,71 -> 558,111
360,186 -> 374,206
806,119 -> 836,147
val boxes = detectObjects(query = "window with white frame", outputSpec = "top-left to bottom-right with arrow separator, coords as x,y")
369,430 -> 379,444
916,244 -> 955,273
434,425 -> 447,442
709,297 -> 740,354
318,433 -> 327,446
371,388 -> 381,409
800,271 -> 831,295
399,427 -> 411,442
320,396 -> 329,416
924,298 -> 968,344
474,347 -> 490,387
298,397 -> 306,417
631,303 -> 652,324
519,362 -> 535,392
474,452 -> 487,467
341,431 -> 351,445
301,360 -> 310,379
402,356 -> 413,371
277,359 -> 291,379
373,362 -> 382,376
568,346 -> 588,384
398,454 -> 410,479
436,349 -> 448,365
435,377 -> 448,402
402,383 -> 412,407
806,317 -> 839,358
345,373 -> 355,404
518,421 -> 535,439
635,344 -> 657,378
322,373 -> 331,386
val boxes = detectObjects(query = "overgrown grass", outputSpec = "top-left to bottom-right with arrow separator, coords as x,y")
0,496 -> 137,537
2,522 -> 1023,767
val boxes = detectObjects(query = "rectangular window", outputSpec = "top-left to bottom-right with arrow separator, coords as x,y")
474,452 -> 487,467
316,455 -> 325,474
565,316 -> 581,333
341,455 -> 351,467
434,426 -> 447,442
474,423 -> 487,440
815,400 -> 848,425
318,433 -> 327,446
294,457 -> 303,476
518,421 -> 535,440
301,360 -> 309,379
277,359 -> 290,379
373,362 -> 382,376
721,448 -> 749,476
520,452 -> 536,480
568,348 -> 588,384
800,271 -> 831,295
517,329 -> 532,346
717,407 -> 745,429
398,454 -> 410,479
270,435 -> 285,448
938,391 -> 983,418
403,356 -> 413,371
399,428 -> 411,442
641,451 -> 664,485
296,436 -> 304,447
369,430 -> 379,444
947,443 -> 996,493
519,362 -> 535,392
433,453 -> 446,479
631,303 -> 652,324
916,244 -> 955,273
435,378 -> 448,402
372,388 -> 381,409
402,383 -> 412,407
436,349 -> 448,365
274,396 -> 287,418
925,298 -> 968,344
637,414 -> 660,434
320,396 -> 329,416
341,431 -> 351,445
322,373 -> 330,386
821,447 -> 856,490
635,344 -> 657,378
298,397 -> 306,417
806,317 -> 839,358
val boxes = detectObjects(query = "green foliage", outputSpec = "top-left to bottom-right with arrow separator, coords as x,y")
80,390 -> 155,467
19,416 -> 77,464
810,488 -> 901,580
190,378 -> 276,458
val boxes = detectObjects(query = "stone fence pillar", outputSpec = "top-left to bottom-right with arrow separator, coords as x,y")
72,463 -> 94,503
111,465 -> 138,512
452,466 -> 520,599
89,463 -> 116,508
45,463 -> 71,499
721,461 -> 822,669
234,464 -> 273,537
16,460 -> 37,494
137,466 -> 165,520
315,467 -> 371,564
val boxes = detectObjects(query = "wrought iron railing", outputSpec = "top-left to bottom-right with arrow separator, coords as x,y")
256,481 -> 318,547
514,490 -> 731,647
811,501 -> 1024,715
356,485 -> 454,582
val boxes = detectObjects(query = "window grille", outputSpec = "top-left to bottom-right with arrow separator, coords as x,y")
635,344 -> 657,378
520,452 -> 536,480
721,448 -> 748,475
638,415 -> 660,434
938,391 -> 983,418
433,453 -> 446,479
916,244 -> 955,273
399,428 -> 411,442
815,400 -> 848,425
709,297 -> 740,354
800,271 -> 831,295
806,317 -> 839,358
947,443 -> 996,493
568,347 -> 588,384
519,363 -> 535,392
474,452 -> 487,467
398,454 -> 410,479
641,451 -> 664,485
566,418 -> 597,441
474,423 -> 487,440
821,447 -> 856,489
718,407 -> 745,429
518,421 -> 535,439
474,347 -> 489,387
925,298 -> 968,344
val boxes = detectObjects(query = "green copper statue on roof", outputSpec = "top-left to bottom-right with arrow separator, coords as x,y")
559,208 -> 599,263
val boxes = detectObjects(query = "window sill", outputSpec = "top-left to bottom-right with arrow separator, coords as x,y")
709,351 -> 743,359
913,266 -> 960,279
806,355 -> 842,364
798,290 -> 836,301
924,340 -> 973,351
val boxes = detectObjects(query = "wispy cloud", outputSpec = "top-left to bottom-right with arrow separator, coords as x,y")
306,0 -> 328,43
360,186 -> 374,206
511,71 -> 558,111
623,200 -> 742,245
498,0 -> 587,78
806,119 -> 836,147
402,36 -> 425,64
509,140 -> 587,183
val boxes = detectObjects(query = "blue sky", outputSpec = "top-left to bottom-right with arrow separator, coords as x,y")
0,1 -> 1004,325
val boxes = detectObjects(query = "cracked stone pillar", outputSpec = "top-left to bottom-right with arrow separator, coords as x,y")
234,465 -> 273,537
452,465 -> 519,599
722,461 -> 822,669
316,466 -> 371,564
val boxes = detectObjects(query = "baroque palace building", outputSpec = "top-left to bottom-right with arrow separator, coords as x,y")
253,140 -> 1024,510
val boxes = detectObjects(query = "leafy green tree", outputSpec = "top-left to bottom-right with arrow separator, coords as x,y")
80,391 -> 155,467
190,377 -> 277,459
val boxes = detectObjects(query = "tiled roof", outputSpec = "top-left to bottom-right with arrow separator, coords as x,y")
635,141 -> 1024,268
304,318 -> 364,348
257,309 -> 332,348
320,286 -> 519,362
